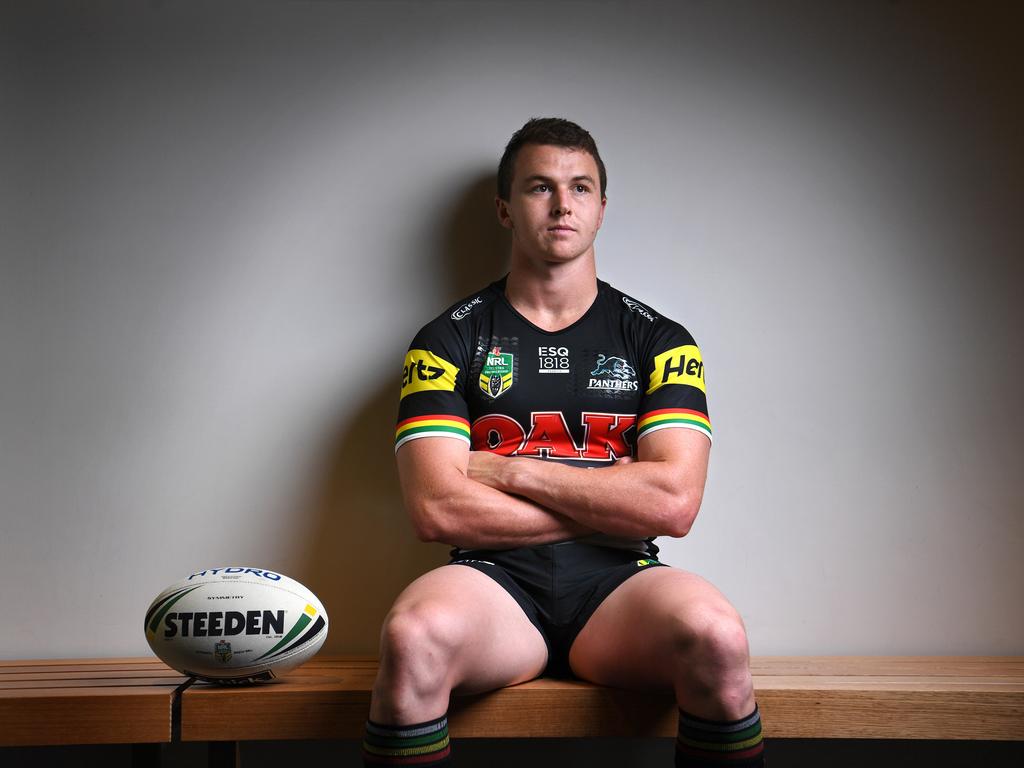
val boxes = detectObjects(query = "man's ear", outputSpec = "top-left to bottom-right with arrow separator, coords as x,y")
495,196 -> 514,230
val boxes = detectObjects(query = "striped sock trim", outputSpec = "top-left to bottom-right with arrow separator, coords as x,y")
675,705 -> 764,766
363,714 -> 451,765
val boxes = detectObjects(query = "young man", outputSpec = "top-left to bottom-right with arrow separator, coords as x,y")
364,118 -> 764,766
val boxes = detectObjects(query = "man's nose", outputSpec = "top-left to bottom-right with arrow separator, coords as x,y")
552,190 -> 572,217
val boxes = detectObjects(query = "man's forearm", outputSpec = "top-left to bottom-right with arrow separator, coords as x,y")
471,455 -> 701,539
405,475 -> 594,550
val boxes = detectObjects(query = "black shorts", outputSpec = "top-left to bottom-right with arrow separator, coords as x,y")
449,540 -> 667,678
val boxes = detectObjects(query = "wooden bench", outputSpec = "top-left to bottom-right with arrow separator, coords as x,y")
2,656 -> 1022,765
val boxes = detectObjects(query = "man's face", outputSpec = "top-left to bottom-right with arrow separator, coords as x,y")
497,144 -> 606,266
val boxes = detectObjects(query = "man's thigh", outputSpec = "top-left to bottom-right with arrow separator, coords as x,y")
385,563 -> 548,694
567,566 -> 746,690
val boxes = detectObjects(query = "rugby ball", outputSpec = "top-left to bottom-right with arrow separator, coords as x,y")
144,566 -> 328,684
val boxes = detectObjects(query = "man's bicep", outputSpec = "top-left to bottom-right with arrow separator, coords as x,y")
637,428 -> 710,533
636,426 -> 710,474
396,436 -> 470,496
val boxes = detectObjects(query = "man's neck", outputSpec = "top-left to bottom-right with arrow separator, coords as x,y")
504,253 -> 599,332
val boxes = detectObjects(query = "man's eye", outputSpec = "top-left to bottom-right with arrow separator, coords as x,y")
532,184 -> 549,193
574,185 -> 589,194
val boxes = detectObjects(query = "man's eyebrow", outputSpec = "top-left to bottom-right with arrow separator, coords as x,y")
522,174 -> 596,185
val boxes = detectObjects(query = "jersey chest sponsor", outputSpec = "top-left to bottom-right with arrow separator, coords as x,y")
471,411 -> 636,461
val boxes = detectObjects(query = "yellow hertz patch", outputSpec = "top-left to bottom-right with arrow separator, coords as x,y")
304,604 -> 317,617
647,344 -> 706,395
401,349 -> 459,399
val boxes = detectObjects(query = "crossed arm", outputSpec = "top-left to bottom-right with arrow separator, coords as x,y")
396,429 -> 710,550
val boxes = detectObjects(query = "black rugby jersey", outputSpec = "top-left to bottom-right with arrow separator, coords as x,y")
396,276 -> 711,555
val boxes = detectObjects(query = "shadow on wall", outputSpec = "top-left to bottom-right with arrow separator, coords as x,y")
294,172 -> 510,655
439,173 -> 511,304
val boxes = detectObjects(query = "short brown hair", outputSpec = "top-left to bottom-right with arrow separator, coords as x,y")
497,117 -> 607,201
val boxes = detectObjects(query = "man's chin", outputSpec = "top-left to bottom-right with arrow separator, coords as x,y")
514,242 -> 593,268
540,243 -> 590,262
540,252 -> 587,267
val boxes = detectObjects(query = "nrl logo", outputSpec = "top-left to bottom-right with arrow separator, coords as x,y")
214,641 -> 233,663
622,297 -> 655,322
479,346 -> 513,399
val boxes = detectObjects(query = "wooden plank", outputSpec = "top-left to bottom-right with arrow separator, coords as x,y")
759,688 -> 1024,740
756,675 -> 1024,691
0,685 -> 173,747
750,656 -> 1024,677
183,688 -> 371,741
0,663 -> 174,675
180,676 -> 1024,740
0,677 -> 188,691
3,656 -> 1022,745
0,658 -> 171,669
0,670 -> 186,684
451,680 -> 677,738
447,679 -> 1024,739
178,656 -> 1024,741
0,659 -> 180,746
181,669 -> 375,741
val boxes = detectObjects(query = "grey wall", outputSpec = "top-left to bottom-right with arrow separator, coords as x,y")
2,0 -> 1021,662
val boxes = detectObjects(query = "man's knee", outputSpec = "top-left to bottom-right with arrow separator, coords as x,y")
673,602 -> 751,680
378,601 -> 468,685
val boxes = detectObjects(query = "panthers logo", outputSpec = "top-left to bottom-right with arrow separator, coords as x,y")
591,354 -> 636,381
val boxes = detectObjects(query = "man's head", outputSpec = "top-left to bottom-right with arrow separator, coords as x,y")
497,118 -> 607,202
495,119 -> 607,268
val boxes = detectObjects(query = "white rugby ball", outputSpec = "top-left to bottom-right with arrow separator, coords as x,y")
144,566 -> 328,684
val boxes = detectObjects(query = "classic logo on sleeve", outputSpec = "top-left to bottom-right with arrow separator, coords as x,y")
401,349 -> 459,399
646,344 -> 706,394
451,296 -> 483,320
479,346 -> 514,399
622,296 -> 656,322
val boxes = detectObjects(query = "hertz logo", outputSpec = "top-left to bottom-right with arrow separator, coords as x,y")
401,349 -> 459,399
647,345 -> 706,394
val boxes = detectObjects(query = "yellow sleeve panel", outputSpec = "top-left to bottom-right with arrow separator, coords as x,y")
646,344 -> 706,395
401,349 -> 460,399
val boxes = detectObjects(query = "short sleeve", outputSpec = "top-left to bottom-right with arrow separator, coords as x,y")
636,321 -> 712,444
395,318 -> 472,452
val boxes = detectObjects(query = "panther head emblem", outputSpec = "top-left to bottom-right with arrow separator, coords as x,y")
591,354 -> 636,380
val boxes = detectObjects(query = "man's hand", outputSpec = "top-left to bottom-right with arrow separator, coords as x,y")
397,437 -> 598,548
466,449 -> 510,490
469,451 -> 636,491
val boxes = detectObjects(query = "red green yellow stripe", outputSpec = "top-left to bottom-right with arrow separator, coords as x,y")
677,729 -> 764,751
395,414 -> 471,451
637,408 -> 712,442
676,705 -> 764,763
363,715 -> 451,764
363,733 -> 450,758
